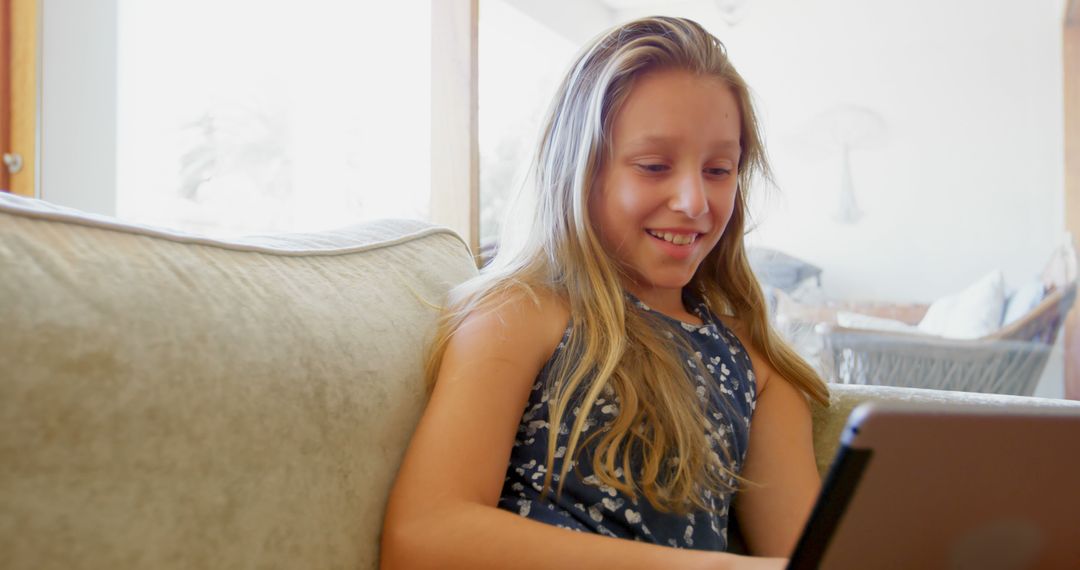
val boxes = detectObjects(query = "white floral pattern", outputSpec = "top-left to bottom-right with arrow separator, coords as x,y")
497,292 -> 757,552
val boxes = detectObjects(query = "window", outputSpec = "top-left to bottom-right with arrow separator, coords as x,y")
477,0 -> 576,249
115,0 -> 431,237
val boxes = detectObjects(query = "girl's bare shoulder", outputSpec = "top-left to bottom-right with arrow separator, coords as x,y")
456,284 -> 570,369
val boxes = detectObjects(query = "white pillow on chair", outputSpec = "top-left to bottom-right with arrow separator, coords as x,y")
917,270 -> 1006,339
1002,280 -> 1046,326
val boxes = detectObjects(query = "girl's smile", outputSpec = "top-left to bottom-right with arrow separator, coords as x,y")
645,228 -> 701,259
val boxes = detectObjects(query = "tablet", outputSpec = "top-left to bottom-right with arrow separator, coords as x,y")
788,402 -> 1080,569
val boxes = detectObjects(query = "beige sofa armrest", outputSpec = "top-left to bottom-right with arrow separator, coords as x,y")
810,384 -> 1080,477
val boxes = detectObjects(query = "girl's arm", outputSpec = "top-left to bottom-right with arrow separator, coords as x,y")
729,333 -> 821,557
380,290 -> 786,570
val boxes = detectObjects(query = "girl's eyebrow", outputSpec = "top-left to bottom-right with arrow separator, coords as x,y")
623,135 -> 741,153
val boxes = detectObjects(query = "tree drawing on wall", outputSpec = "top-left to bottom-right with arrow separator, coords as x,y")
798,104 -> 888,224
177,98 -> 293,204
713,0 -> 751,26
177,113 -> 219,200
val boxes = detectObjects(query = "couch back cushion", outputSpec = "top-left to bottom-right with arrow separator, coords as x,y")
0,195 -> 476,570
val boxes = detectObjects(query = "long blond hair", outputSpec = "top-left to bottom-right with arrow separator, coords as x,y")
427,16 -> 829,515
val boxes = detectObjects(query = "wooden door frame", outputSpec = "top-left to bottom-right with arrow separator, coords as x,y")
1,0 -> 36,197
1,0 -> 13,191
1065,0 -> 1080,399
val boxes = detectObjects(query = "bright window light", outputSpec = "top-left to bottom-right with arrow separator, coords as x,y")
117,0 -> 431,237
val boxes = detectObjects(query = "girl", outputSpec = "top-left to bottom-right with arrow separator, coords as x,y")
381,16 -> 829,569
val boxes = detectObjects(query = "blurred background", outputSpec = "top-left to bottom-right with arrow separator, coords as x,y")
2,0 -> 1076,398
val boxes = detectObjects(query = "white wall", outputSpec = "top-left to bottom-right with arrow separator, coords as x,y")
40,0 -> 118,215
615,0 -> 1068,304
504,0 -> 613,44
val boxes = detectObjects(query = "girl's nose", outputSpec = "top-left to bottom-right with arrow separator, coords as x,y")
668,172 -> 709,218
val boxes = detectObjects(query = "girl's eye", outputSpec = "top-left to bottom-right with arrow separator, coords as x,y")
705,167 -> 732,177
635,163 -> 669,173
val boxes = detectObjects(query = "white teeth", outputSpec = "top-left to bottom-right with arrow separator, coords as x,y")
647,230 -> 696,245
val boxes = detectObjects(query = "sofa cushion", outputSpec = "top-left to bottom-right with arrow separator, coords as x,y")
0,194 -> 477,570
917,270 -> 1006,339
1002,280 -> 1046,326
747,247 -> 823,293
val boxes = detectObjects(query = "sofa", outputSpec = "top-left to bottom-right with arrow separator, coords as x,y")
3,193 -> 1079,569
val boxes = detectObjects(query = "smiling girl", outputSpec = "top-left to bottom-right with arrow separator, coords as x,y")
381,16 -> 829,569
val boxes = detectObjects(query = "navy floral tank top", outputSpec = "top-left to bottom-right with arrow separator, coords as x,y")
496,291 -> 757,551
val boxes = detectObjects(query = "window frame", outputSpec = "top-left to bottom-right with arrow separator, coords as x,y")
431,0 -> 480,261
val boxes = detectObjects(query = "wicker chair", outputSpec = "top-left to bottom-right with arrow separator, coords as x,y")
792,240 -> 1077,396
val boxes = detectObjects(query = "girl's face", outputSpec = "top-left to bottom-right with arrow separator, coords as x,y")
589,68 -> 742,307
